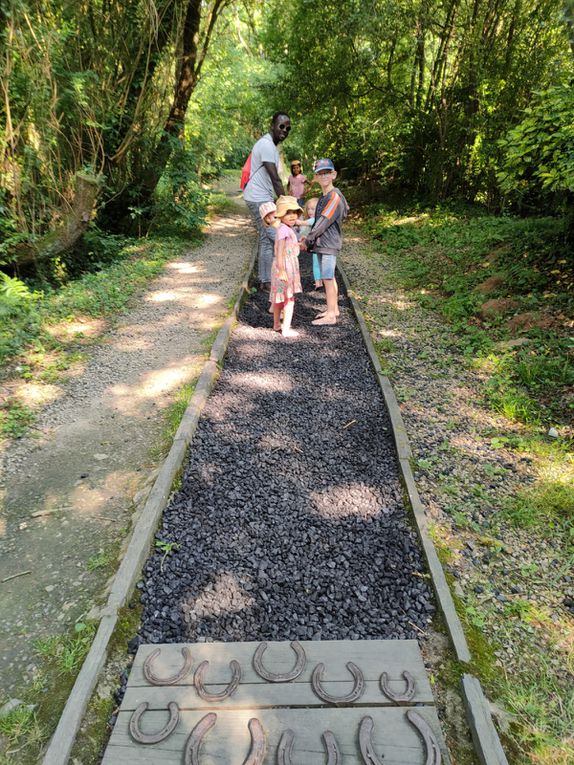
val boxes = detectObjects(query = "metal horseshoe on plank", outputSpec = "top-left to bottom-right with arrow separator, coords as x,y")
183,714 -> 266,765
194,659 -> 242,702
253,640 -> 306,682
278,728 -> 342,765
380,669 -> 416,703
406,709 -> 442,765
128,701 -> 179,744
183,712 -> 217,765
358,716 -> 384,765
142,646 -> 193,685
311,661 -> 365,705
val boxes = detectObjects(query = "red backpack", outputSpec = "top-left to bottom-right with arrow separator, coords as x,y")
240,153 -> 252,190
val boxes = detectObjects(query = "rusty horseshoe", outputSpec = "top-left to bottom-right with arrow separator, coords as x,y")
194,659 -> 242,702
311,661 -> 365,705
183,712 -> 217,764
358,716 -> 384,765
278,728 -> 342,765
380,669 -> 416,703
406,710 -> 442,765
243,718 -> 267,765
142,646 -> 193,685
253,641 -> 306,682
128,701 -> 179,744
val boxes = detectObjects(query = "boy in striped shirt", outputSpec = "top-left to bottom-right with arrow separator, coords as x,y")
302,158 -> 349,325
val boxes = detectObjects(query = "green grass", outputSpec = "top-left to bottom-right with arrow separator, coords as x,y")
0,401 -> 35,440
86,550 -> 114,571
0,621 -> 97,763
0,235 -> 193,441
367,205 -> 573,427
209,191 -> 239,216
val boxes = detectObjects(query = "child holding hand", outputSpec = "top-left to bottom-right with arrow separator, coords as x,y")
296,197 -> 322,291
301,158 -> 349,325
270,195 -> 303,337
259,201 -> 280,243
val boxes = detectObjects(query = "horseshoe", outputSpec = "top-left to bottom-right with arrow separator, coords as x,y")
278,728 -> 342,765
194,659 -> 242,702
253,641 -> 306,682
358,716 -> 384,765
244,717 -> 267,765
380,669 -> 416,703
128,701 -> 179,744
311,661 -> 365,705
323,731 -> 342,765
183,712 -> 217,765
406,709 -> 442,765
143,646 -> 193,685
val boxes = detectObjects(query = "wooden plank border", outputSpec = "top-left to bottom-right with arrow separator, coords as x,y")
42,236 -> 258,765
337,261 -> 470,663
337,259 -> 511,765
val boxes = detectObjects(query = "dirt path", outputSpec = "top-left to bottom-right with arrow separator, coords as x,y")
0,189 -> 253,699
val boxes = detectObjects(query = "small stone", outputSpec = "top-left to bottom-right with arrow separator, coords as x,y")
547,427 -> 559,439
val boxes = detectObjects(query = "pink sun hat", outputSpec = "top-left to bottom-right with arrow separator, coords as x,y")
259,201 -> 277,218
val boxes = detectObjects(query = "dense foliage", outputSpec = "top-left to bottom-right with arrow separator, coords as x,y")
0,0 -> 232,266
262,0 -> 573,208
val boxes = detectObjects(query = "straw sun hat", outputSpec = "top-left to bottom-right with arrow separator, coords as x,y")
275,195 -> 302,218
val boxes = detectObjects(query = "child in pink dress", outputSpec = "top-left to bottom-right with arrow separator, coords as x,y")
270,195 -> 303,337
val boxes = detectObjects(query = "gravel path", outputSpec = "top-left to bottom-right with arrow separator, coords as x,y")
137,258 -> 436,646
0,200 -> 251,697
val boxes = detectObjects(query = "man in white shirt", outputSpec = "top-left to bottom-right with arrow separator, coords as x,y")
243,112 -> 291,289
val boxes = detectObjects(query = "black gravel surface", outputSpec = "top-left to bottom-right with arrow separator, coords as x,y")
137,256 -> 436,646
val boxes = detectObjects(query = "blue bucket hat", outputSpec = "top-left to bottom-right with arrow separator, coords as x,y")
314,158 -> 335,173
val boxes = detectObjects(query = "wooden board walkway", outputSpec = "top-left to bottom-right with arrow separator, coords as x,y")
103,639 -> 449,764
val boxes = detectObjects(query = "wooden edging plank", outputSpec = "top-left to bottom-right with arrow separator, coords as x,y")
337,261 -> 470,664
461,674 -> 509,765
337,260 -> 511,764
42,241 -> 257,765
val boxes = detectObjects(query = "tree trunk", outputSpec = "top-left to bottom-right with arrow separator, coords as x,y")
136,0 -> 227,207
13,173 -> 103,267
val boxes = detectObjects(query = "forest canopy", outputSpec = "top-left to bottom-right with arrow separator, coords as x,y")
1,0 -> 573,270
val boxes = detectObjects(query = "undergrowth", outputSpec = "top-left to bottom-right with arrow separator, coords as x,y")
0,621 -> 96,764
352,202 -> 574,764
0,234 -> 193,441
366,205 -> 573,429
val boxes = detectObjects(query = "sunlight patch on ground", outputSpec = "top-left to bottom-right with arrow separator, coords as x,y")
109,357 -> 203,414
45,316 -> 107,343
30,470 -> 140,522
167,261 -> 203,275
371,294 -> 416,311
375,328 -> 402,338
13,381 -> 61,409
195,293 -> 222,308
191,572 -> 255,618
148,290 -> 179,303
227,371 -> 294,393
311,483 -> 387,519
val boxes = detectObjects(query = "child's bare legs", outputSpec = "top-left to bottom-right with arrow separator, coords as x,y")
313,278 -> 338,325
272,303 -> 282,331
316,277 -> 338,314
281,299 -> 298,337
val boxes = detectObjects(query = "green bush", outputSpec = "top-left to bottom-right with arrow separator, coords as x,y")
152,142 -> 208,234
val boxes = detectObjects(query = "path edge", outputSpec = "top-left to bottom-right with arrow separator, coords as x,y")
42,234 -> 257,765
337,261 -> 508,765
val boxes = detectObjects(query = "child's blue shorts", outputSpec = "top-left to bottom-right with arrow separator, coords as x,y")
317,253 -> 337,280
